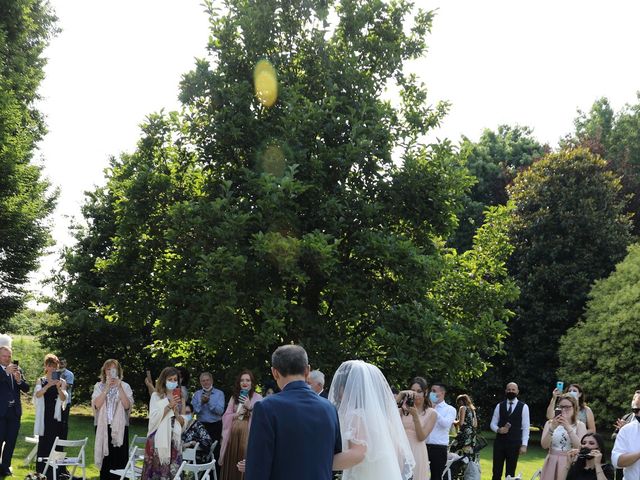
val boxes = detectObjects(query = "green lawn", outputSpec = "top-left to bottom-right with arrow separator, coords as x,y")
11,403 -> 548,480
477,431 -> 547,480
10,403 -> 148,479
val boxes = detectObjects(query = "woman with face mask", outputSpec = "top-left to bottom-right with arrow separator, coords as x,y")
540,394 -> 587,480
561,433 -> 614,480
181,402 -> 213,463
220,370 -> 263,480
547,384 -> 596,433
397,377 -> 437,480
92,359 -> 134,480
141,367 -> 185,480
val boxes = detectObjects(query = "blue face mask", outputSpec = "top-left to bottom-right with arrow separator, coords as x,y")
166,380 -> 178,390
429,392 -> 438,403
183,414 -> 192,423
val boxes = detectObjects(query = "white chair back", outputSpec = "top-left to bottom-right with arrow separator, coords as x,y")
182,442 -> 200,464
110,446 -> 144,480
173,459 -> 217,480
39,436 -> 88,480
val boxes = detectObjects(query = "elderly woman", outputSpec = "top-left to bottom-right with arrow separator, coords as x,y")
92,359 -> 134,480
34,354 -> 68,480
181,402 -> 213,463
540,394 -> 588,480
141,367 -> 184,480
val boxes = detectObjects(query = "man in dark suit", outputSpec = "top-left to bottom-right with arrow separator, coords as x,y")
0,336 -> 30,477
490,382 -> 530,480
246,345 -> 342,480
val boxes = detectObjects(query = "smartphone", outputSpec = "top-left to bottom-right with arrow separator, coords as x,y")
554,407 -> 562,417
52,371 -> 61,381
110,367 -> 118,379
13,360 -> 18,366
556,381 -> 564,392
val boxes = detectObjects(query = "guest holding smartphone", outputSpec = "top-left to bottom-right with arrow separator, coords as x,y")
220,370 -> 262,480
33,354 -> 68,480
141,367 -> 184,480
92,359 -> 134,480
192,372 -> 224,461
540,394 -> 587,480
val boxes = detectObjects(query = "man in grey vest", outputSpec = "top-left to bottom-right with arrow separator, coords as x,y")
490,382 -> 530,480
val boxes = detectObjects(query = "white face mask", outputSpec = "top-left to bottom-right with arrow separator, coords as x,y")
166,380 -> 178,390
568,391 -> 579,400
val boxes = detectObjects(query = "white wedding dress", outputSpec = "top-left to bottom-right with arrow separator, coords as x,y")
329,360 -> 415,480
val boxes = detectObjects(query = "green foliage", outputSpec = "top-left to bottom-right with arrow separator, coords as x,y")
5,308 -> 54,335
450,125 -> 545,251
48,0 -> 517,396
565,95 -> 640,234
497,148 -> 632,423
0,0 -> 58,323
9,334 -> 46,386
558,243 -> 640,428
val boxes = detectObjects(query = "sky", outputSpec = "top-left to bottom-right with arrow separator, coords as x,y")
29,0 -> 640,303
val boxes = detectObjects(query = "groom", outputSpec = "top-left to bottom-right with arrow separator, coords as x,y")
245,345 -> 342,480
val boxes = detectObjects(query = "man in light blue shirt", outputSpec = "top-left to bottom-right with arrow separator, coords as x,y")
58,358 -> 74,440
192,372 -> 224,463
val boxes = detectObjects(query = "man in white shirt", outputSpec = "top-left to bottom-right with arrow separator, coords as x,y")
425,382 -> 456,480
490,382 -> 530,480
612,394 -> 640,480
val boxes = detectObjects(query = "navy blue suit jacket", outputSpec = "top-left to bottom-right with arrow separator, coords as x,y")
245,380 -> 341,480
0,367 -> 29,417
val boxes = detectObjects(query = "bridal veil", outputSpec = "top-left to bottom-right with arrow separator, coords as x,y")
329,360 -> 415,480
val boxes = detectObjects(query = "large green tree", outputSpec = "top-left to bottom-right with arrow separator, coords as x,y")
0,0 -> 58,323
46,0 -> 518,397
450,125 -> 545,252
566,96 -> 640,234
498,148 -> 631,422
558,243 -> 640,428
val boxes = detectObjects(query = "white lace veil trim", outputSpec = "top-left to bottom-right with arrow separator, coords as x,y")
329,360 -> 415,480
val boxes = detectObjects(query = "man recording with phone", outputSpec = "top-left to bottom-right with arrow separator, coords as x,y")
490,382 -> 530,480
0,335 -> 29,477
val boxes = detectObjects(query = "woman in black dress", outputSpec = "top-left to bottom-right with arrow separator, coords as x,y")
563,433 -> 614,480
33,354 -> 68,480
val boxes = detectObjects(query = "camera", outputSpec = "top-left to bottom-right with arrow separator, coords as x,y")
405,395 -> 415,408
577,447 -> 593,460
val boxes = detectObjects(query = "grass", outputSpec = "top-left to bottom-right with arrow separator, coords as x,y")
10,403 -> 549,480
11,403 -> 148,479
477,431 -> 547,480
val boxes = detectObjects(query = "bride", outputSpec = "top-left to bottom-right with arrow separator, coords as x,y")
329,360 -> 415,480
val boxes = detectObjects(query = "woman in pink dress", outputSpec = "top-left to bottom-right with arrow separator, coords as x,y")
219,370 -> 262,480
397,377 -> 437,480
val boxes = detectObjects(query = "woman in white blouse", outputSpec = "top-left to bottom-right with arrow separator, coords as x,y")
92,359 -> 134,480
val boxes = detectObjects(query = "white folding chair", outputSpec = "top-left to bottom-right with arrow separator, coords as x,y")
110,446 -> 144,480
529,468 -> 542,480
38,436 -> 88,480
172,459 -> 217,480
23,435 -> 39,466
207,440 -> 218,463
129,435 -> 147,454
181,442 -> 200,464
442,452 -> 464,480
